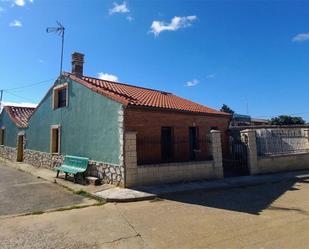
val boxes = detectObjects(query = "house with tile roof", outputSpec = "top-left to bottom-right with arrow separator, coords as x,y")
5,52 -> 231,187
0,105 -> 35,162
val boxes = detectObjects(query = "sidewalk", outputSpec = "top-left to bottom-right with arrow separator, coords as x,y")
0,158 -> 114,194
2,157 -> 309,202
95,169 -> 309,201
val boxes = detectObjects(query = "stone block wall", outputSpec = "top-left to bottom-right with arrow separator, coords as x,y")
23,149 -> 124,186
0,145 -> 17,161
124,130 -> 224,187
241,129 -> 309,175
23,149 -> 64,168
88,161 -> 124,186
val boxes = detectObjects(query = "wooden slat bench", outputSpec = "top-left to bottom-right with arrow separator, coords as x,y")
54,155 -> 89,183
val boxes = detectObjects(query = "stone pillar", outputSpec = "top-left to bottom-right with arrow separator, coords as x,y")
241,129 -> 258,175
124,131 -> 138,187
210,130 -> 224,178
303,129 -> 309,148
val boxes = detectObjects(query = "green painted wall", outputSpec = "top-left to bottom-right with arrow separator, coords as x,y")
0,110 -> 20,148
26,77 -> 123,165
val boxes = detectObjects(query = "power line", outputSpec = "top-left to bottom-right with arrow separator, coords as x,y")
3,77 -> 56,91
3,90 -> 38,103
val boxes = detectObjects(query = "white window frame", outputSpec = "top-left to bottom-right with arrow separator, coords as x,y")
50,125 -> 61,154
52,83 -> 69,110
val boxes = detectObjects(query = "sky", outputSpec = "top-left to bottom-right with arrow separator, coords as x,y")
1,0 -> 309,120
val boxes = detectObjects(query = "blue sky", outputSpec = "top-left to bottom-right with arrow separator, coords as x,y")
1,0 -> 309,120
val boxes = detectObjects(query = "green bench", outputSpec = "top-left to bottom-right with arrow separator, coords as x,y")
54,155 -> 89,183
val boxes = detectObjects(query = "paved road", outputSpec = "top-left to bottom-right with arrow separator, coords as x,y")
0,165 -> 86,216
1,166 -> 309,248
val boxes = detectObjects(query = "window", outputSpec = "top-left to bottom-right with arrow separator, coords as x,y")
161,127 -> 173,161
51,126 -> 60,154
53,84 -> 68,109
0,128 -> 4,145
189,127 -> 199,160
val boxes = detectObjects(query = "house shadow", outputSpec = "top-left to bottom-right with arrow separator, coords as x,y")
156,177 -> 309,215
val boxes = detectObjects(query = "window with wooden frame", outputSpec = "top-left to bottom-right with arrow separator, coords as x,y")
0,128 -> 4,146
53,83 -> 68,109
51,126 -> 60,154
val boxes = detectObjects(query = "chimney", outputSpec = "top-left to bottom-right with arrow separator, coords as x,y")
71,52 -> 84,78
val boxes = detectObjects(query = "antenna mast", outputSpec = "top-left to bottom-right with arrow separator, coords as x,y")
46,21 -> 65,76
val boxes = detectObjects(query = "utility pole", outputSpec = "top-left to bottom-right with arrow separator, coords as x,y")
0,90 -> 3,109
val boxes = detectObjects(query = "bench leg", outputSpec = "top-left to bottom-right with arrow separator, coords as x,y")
56,170 -> 59,178
65,172 -> 68,180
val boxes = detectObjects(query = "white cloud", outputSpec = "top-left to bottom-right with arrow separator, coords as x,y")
9,19 -> 22,27
126,15 -> 133,22
109,1 -> 129,15
14,0 -> 25,6
97,72 -> 119,82
292,33 -> 309,42
206,73 -> 216,79
150,15 -> 197,36
185,79 -> 199,87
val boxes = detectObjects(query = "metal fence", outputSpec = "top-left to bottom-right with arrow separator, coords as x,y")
136,135 -> 213,165
256,129 -> 309,156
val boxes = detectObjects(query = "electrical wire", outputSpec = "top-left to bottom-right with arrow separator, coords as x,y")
3,90 -> 38,103
3,77 -> 57,91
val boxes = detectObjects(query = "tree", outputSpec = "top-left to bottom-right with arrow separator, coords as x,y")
270,115 -> 305,125
220,104 -> 234,114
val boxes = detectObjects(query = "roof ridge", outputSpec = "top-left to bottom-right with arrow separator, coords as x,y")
65,72 -> 172,95
63,72 -> 229,116
4,105 -> 35,109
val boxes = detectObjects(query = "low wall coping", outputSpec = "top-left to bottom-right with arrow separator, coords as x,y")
138,160 -> 214,168
258,151 -> 309,160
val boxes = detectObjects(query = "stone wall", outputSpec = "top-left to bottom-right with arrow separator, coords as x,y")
0,145 -> 17,161
241,129 -> 309,175
23,149 -> 64,169
124,130 -> 224,187
257,153 -> 309,174
87,161 -> 124,186
23,149 -> 124,186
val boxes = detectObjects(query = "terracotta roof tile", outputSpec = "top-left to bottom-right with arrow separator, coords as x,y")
4,106 -> 35,128
65,73 -> 229,116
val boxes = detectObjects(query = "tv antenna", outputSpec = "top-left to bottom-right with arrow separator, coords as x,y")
46,21 -> 65,76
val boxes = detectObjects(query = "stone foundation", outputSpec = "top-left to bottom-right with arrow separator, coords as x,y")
24,149 -> 64,169
23,149 -> 124,186
88,161 -> 124,186
0,145 -> 17,161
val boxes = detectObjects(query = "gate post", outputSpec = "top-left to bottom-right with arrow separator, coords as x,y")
124,131 -> 138,187
241,129 -> 258,175
303,129 -> 309,148
211,130 -> 224,178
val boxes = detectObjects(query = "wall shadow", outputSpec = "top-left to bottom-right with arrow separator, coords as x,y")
159,178 -> 309,215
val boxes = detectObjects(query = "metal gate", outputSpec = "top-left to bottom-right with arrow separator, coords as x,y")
223,135 -> 249,177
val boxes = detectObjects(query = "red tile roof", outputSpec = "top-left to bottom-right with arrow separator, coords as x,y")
65,73 -> 229,116
3,106 -> 35,128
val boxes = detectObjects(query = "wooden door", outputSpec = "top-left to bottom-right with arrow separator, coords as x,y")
17,135 -> 24,162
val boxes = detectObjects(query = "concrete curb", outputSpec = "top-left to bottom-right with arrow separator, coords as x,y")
94,170 -> 309,202
136,170 -> 309,197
